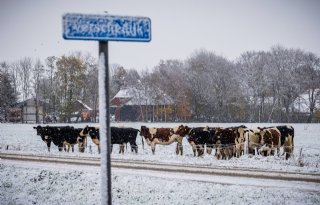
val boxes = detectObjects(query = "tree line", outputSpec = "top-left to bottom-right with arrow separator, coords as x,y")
0,45 -> 319,123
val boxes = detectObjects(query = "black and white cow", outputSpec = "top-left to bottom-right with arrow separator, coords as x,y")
82,126 -> 143,154
34,125 -> 83,152
187,127 -> 220,156
275,125 -> 294,157
33,125 -> 53,152
61,127 -> 83,152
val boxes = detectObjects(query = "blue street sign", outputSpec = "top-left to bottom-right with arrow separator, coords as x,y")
63,13 -> 151,42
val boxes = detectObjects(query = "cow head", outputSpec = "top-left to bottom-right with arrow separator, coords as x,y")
175,125 -> 191,137
77,135 -> 87,152
258,127 -> 272,146
140,126 -> 152,140
81,125 -> 91,135
212,128 -> 224,144
89,127 -> 100,140
33,125 -> 43,136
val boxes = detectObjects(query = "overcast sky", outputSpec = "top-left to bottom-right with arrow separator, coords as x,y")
1,0 -> 319,70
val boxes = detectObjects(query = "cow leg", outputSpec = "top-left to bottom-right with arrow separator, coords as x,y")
233,146 -> 236,157
196,145 -> 200,156
131,142 -> 138,153
111,144 -> 113,153
236,145 -> 241,158
189,142 -> 197,157
230,147 -> 234,159
122,143 -> 125,154
206,145 -> 213,155
284,146 -> 292,160
46,140 -> 51,152
179,144 -> 183,156
71,145 -> 74,152
216,147 -> 221,160
198,145 -> 204,157
176,143 -> 179,155
119,144 -> 125,154
267,148 -> 271,156
98,145 -> 101,154
221,148 -> 225,160
175,143 -> 183,155
275,148 -> 279,156
151,141 -> 156,155
200,145 -> 205,156
223,148 -> 227,160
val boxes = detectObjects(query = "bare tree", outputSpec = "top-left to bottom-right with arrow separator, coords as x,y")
297,52 -> 320,122
238,51 -> 272,122
18,57 -> 33,102
83,54 -> 99,122
45,56 -> 57,118
32,59 -> 45,123
267,46 -> 304,122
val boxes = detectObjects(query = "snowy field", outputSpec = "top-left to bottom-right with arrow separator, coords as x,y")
1,122 -> 320,204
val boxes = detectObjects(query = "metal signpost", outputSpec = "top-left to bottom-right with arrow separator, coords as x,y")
63,13 -> 151,205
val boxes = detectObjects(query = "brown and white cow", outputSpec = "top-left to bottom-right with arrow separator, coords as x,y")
212,125 -> 247,159
258,127 -> 281,156
243,128 -> 262,155
258,125 -> 294,159
140,125 -> 190,155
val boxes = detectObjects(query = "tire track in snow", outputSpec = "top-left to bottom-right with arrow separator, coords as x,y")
1,152 -> 320,184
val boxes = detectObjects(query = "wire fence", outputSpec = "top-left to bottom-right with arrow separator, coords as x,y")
1,141 -> 319,157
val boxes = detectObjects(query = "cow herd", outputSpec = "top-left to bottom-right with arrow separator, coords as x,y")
33,124 -> 295,160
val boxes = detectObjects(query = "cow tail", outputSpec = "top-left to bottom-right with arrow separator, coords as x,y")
141,135 -> 144,150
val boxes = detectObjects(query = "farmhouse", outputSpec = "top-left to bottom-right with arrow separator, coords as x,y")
8,98 -> 46,123
7,98 -> 96,123
111,88 -> 174,122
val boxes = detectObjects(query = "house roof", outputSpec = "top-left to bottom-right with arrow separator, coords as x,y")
14,97 -> 47,107
76,100 -> 93,111
112,88 -> 173,106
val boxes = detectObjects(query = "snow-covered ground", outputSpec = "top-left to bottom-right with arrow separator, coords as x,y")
1,122 -> 320,204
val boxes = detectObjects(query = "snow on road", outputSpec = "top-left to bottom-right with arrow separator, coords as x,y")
1,159 -> 320,205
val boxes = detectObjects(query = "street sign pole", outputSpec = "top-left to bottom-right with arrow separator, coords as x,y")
63,13 -> 151,205
99,41 -> 111,205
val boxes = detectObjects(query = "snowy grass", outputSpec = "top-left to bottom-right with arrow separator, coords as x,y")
0,122 -> 320,204
0,122 -> 319,174
1,163 -> 320,205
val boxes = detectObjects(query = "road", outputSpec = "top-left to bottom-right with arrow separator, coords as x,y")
1,152 -> 320,193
